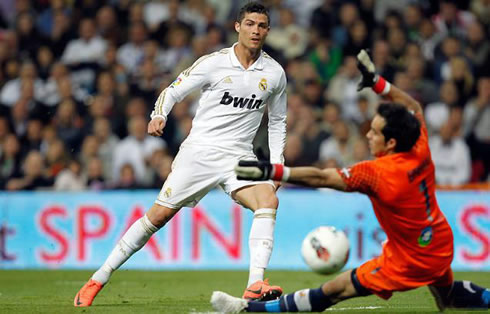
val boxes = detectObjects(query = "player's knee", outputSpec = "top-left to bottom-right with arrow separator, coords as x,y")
257,192 -> 279,209
147,203 -> 179,227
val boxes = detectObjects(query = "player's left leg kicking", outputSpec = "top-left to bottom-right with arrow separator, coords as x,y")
74,203 -> 176,307
232,183 -> 283,301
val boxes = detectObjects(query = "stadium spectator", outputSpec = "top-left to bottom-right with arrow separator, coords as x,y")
331,3 -> 359,48
343,20 -> 369,57
61,18 -> 107,89
112,115 -> 166,185
6,150 -> 53,191
95,6 -> 120,45
417,18 -> 443,61
92,117 -> 119,181
463,77 -> 490,181
47,10 -> 74,58
371,40 -> 396,82
150,153 -> 173,188
405,57 -> 438,104
62,18 -> 107,65
307,38 -> 342,85
9,96 -> 31,139
432,0 -> 475,38
283,133 -> 304,167
35,46 -> 55,80
0,134 -> 22,189
45,138 -> 68,178
36,0 -> 71,37
293,105 -> 329,165
319,101 -> 342,134
403,4 -> 423,41
319,120 -> 359,167
328,56 -> 377,122
429,119 -> 471,186
266,7 -> 308,59
149,0 -> 194,46
16,12 -> 45,61
0,116 -> 11,148
112,163 -> 144,189
86,157 -> 106,190
471,0 -> 490,24
78,135 -> 100,175
445,57 -> 474,104
310,0 -> 336,39
464,20 -> 490,78
53,99 -> 83,152
425,80 -> 460,134
20,117 -> 43,155
117,22 -> 148,75
54,158 -> 87,191
0,62 -> 46,107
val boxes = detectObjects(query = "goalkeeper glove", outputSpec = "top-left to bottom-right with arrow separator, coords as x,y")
356,49 -> 376,91
235,160 -> 290,181
357,49 -> 391,95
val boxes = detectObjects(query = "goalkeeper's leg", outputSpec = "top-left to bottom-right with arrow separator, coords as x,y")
74,204 -> 178,307
430,281 -> 490,310
211,270 -> 366,312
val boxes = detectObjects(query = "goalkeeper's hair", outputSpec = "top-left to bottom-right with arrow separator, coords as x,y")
377,103 -> 421,152
237,2 -> 270,26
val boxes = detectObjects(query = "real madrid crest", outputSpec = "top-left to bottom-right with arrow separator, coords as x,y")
259,78 -> 268,91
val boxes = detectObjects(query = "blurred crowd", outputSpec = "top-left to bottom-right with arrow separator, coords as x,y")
0,0 -> 489,191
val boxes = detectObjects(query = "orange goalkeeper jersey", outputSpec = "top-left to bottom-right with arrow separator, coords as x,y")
338,113 -> 454,277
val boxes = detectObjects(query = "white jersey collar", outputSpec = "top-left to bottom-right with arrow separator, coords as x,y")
229,42 -> 264,71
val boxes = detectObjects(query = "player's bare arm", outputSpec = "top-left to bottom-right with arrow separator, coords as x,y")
235,160 -> 347,191
356,49 -> 422,115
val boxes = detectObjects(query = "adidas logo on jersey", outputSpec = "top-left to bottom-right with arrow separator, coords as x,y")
220,92 -> 263,110
223,76 -> 233,83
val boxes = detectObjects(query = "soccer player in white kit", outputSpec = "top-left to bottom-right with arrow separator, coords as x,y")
74,2 -> 287,306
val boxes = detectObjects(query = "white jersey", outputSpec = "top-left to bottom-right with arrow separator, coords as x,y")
151,43 -> 287,163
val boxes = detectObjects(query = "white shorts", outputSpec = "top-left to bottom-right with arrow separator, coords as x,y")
155,145 -> 274,209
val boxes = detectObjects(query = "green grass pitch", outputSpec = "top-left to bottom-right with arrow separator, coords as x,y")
0,270 -> 488,313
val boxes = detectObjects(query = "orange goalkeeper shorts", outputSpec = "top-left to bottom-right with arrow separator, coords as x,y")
354,256 -> 453,300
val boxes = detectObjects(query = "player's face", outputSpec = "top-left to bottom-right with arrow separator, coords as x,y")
367,115 -> 389,157
235,13 -> 270,50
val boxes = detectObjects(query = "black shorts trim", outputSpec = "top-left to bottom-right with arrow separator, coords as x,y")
351,268 -> 373,296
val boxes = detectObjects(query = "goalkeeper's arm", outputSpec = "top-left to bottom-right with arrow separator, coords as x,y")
357,49 -> 423,115
235,161 -> 347,191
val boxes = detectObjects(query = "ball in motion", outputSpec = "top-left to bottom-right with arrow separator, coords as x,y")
301,226 -> 350,274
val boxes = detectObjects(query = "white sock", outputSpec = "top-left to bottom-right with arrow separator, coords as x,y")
247,208 -> 276,287
92,215 -> 159,284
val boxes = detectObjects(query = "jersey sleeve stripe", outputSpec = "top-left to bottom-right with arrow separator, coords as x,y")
182,50 -> 228,77
155,88 -> 168,116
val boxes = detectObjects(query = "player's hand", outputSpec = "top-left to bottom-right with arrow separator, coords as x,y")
356,49 -> 377,91
147,117 -> 166,136
235,160 -> 273,181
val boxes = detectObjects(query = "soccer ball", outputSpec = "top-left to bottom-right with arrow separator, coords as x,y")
301,226 -> 350,275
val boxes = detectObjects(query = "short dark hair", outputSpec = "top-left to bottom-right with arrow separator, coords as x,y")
237,1 -> 270,25
377,103 -> 421,153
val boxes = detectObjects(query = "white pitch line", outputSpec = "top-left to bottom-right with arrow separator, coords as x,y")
326,306 -> 383,311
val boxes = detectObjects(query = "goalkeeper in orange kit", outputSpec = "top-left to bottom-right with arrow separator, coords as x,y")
210,50 -> 490,313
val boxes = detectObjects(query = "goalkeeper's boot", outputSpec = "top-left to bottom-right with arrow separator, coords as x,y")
242,278 -> 283,301
74,279 -> 104,307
